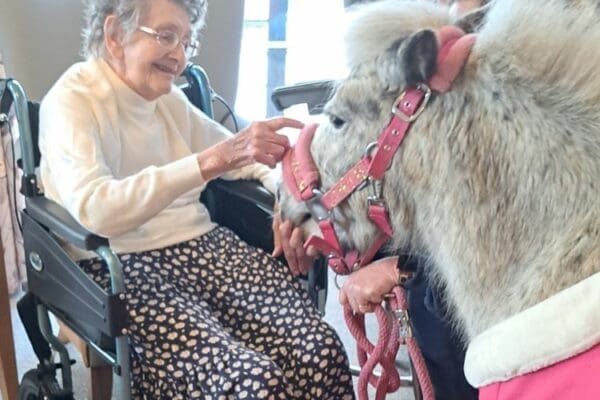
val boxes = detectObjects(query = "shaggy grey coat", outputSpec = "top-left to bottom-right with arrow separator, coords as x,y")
279,0 -> 600,342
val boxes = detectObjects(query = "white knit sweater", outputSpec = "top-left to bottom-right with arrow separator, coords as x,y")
39,58 -> 278,258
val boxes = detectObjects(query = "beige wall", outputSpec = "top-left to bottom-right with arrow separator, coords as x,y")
0,0 -> 85,100
0,0 -> 243,104
198,0 -> 244,106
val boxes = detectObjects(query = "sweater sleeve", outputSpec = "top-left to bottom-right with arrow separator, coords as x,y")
188,105 -> 280,194
39,91 -> 205,237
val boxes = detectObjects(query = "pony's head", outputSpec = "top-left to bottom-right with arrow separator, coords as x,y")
279,1 -> 462,257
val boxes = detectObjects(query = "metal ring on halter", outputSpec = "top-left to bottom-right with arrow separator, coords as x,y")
368,178 -> 384,204
392,83 -> 432,122
334,272 -> 344,290
357,143 -> 378,193
363,141 -> 378,160
306,188 -> 331,221
394,309 -> 413,338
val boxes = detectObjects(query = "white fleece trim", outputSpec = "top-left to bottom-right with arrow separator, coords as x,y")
464,272 -> 600,388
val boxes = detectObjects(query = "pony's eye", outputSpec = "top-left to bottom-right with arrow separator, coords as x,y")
329,115 -> 346,129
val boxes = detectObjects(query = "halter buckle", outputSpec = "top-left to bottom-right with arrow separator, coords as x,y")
363,141 -> 378,159
392,83 -> 432,122
306,189 -> 331,221
367,178 -> 384,204
393,309 -> 413,338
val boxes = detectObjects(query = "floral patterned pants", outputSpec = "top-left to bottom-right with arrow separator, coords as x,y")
80,226 -> 355,400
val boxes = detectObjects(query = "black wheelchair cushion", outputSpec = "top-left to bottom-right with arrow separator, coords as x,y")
201,179 -> 275,253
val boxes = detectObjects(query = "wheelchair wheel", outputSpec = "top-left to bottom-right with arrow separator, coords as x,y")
19,370 -> 42,400
19,368 -> 74,400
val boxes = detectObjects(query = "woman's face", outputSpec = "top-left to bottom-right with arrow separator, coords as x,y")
115,0 -> 192,100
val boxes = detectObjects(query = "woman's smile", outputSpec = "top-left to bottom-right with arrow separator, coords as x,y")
152,62 -> 178,78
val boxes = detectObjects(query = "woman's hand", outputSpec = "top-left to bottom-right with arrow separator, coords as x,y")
272,206 -> 317,275
199,117 -> 303,181
338,256 -> 401,314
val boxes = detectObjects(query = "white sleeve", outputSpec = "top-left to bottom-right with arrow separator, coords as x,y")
39,93 -> 205,237
188,106 -> 280,194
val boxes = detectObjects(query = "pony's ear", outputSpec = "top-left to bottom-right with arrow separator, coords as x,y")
455,3 -> 491,33
402,29 -> 438,86
379,29 -> 437,91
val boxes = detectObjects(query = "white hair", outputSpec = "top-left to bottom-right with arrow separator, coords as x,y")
81,0 -> 207,58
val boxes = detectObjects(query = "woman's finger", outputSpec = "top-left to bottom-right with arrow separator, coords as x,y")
254,142 -> 288,162
339,286 -> 349,305
306,245 -> 318,258
264,117 -> 305,131
250,130 -> 290,149
344,280 -> 366,312
290,227 -> 313,274
279,221 -> 299,274
255,153 -> 277,168
272,212 -> 283,257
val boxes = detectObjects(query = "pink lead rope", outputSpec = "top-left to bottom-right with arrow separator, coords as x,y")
282,26 -> 476,399
345,286 -> 436,400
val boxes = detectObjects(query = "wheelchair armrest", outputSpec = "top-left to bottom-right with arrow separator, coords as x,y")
210,178 -> 274,214
271,80 -> 334,115
25,196 -> 109,251
201,178 -> 275,253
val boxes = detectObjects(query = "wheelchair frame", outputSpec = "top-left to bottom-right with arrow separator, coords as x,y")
2,76 -> 131,400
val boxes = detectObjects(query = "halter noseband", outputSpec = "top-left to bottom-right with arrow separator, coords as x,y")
282,26 -> 477,275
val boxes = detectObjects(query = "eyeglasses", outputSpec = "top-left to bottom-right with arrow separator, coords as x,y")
138,26 -> 199,59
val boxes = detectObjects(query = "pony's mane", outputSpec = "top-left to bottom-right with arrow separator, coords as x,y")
345,0 -> 600,104
477,0 -> 600,104
343,1 -> 450,70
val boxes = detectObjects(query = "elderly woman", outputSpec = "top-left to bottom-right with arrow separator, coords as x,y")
38,0 -> 354,398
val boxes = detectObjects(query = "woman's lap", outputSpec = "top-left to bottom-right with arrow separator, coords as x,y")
80,226 -> 354,399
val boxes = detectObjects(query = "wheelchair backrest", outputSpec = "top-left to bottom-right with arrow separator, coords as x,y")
181,64 -> 214,119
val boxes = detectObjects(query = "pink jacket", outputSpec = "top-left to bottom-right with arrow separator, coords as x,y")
464,272 -> 600,400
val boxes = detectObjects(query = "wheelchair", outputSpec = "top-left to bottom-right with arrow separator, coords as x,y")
0,64 -> 327,400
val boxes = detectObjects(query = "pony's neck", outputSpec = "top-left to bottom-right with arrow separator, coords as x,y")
403,67 -> 600,339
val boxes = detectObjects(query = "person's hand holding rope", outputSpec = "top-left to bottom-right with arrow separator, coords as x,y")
338,256 -> 401,314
